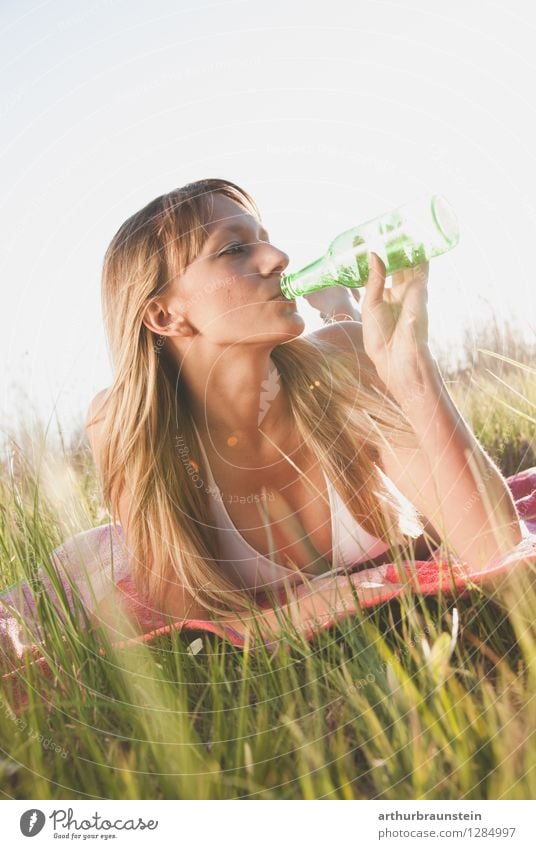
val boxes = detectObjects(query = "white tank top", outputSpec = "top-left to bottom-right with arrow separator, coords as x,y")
192,421 -> 391,591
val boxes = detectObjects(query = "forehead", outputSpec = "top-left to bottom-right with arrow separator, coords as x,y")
203,193 -> 261,239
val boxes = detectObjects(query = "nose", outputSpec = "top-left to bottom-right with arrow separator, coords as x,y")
257,242 -> 289,277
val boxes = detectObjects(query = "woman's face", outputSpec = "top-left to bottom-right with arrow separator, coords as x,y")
171,192 -> 305,345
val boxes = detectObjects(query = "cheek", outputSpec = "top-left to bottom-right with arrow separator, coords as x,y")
208,270 -> 248,304
188,288 -> 249,331
181,264 -> 238,306
186,270 -> 271,328
209,278 -> 258,316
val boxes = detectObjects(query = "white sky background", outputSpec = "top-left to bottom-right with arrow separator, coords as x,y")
1,0 -> 535,443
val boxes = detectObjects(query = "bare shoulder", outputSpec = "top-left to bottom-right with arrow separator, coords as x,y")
306,320 -> 384,394
307,320 -> 365,358
86,387 -> 111,428
85,388 -> 111,470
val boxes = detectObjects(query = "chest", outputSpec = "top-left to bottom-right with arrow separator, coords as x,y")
202,445 -> 335,573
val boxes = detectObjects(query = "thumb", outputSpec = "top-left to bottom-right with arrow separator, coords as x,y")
363,252 -> 386,309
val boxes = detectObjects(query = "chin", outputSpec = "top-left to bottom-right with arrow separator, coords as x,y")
269,314 -> 306,341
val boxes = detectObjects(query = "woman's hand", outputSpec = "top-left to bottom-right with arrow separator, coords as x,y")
361,252 -> 432,403
215,585 -> 347,649
216,567 -> 405,649
303,284 -> 361,322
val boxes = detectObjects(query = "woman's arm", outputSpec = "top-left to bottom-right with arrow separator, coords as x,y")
217,570 -> 390,647
377,352 -> 522,569
355,254 -> 522,569
86,392 -> 216,624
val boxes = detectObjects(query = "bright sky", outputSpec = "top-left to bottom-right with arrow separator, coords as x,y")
1,0 -> 535,443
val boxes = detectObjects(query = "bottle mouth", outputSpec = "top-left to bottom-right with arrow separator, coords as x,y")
432,195 -> 460,246
280,254 -> 327,299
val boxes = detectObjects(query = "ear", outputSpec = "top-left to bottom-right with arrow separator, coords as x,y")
142,299 -> 195,338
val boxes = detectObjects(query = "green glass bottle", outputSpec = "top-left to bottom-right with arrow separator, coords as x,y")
279,194 -> 459,299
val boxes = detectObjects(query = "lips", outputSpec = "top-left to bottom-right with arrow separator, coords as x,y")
269,276 -> 287,299
269,286 -> 290,300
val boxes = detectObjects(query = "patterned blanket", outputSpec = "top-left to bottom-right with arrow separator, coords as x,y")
1,468 -> 535,692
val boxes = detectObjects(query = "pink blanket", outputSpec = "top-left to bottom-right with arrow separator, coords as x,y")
1,468 -> 535,695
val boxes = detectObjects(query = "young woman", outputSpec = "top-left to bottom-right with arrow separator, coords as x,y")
86,178 -> 522,642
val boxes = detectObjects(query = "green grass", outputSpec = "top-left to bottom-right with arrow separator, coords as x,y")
0,357 -> 535,800
444,351 -> 536,478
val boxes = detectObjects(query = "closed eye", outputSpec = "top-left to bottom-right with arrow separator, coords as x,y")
220,243 -> 245,256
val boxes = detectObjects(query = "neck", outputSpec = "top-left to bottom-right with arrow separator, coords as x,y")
174,341 -> 294,454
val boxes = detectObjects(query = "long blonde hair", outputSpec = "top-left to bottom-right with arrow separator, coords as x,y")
90,178 -> 419,618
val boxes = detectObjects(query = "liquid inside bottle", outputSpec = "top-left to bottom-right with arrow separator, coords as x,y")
280,194 -> 459,299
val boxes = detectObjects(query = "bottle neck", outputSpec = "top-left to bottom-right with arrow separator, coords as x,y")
280,255 -> 330,299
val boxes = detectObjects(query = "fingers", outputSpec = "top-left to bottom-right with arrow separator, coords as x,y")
399,265 -> 430,345
363,252 -> 386,309
387,260 -> 429,306
303,284 -> 353,311
363,254 -> 429,314
413,260 -> 430,287
401,274 -> 429,331
391,260 -> 429,289
401,261 -> 429,307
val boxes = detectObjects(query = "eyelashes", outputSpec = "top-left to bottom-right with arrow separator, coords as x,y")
220,244 -> 245,256
218,238 -> 273,258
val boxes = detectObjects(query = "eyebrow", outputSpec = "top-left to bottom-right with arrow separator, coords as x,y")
207,222 -> 270,244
